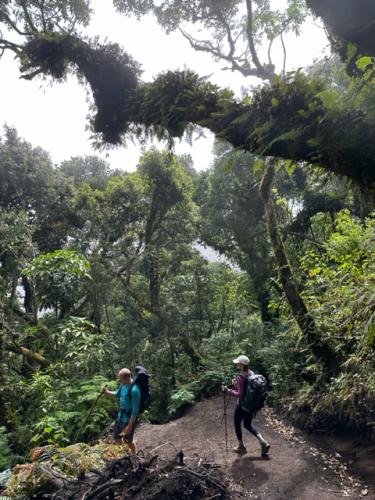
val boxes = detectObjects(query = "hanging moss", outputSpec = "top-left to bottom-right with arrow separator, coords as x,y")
23,34 -> 142,143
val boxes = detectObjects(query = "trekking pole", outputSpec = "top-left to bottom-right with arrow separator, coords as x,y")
220,389 -> 231,425
73,385 -> 107,443
223,391 -> 228,452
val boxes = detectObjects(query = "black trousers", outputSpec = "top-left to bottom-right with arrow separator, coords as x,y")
234,405 -> 259,441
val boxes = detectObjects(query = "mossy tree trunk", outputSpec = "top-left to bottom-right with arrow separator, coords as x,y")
259,160 -> 339,374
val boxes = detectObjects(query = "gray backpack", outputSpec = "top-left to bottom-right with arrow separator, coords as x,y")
241,373 -> 268,414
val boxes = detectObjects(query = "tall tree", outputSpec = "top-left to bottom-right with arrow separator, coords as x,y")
0,126 -> 76,251
59,156 -> 115,190
198,143 -> 273,320
259,159 -> 338,370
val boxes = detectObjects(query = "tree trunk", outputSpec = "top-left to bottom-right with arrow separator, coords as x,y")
194,269 -> 204,321
358,185 -> 375,220
259,289 -> 273,322
148,252 -> 161,313
22,275 -> 34,314
20,34 -> 375,190
180,332 -> 203,368
259,160 -> 339,374
0,301 -> 10,427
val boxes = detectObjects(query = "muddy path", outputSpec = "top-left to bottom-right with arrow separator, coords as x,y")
135,396 -> 373,499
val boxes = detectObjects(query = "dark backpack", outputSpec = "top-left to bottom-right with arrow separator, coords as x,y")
241,373 -> 268,414
130,366 -> 152,414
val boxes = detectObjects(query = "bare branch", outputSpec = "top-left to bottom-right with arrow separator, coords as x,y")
268,38 -> 274,66
0,38 -> 23,55
215,10 -> 236,59
0,11 -> 28,36
20,68 -> 45,80
39,0 -> 47,31
245,0 -> 272,81
280,32 -> 286,77
179,28 -> 222,59
180,2 -> 276,81
19,1 -> 38,32
179,27 -> 263,78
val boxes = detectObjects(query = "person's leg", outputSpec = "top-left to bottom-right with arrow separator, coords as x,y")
126,440 -> 136,453
233,405 -> 246,453
243,412 -> 270,456
113,420 -> 126,445
123,421 -> 137,453
243,412 -> 259,437
234,405 -> 243,441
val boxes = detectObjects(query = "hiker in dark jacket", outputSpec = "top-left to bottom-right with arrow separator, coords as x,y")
102,368 -> 140,453
222,355 -> 270,456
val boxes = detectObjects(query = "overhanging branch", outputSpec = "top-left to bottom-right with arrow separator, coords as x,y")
307,0 -> 375,58
11,33 -> 375,191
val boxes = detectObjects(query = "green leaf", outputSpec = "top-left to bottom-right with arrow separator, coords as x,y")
307,137 -> 320,147
356,56 -> 373,70
253,158 -> 265,173
346,42 -> 357,61
285,160 -> 297,177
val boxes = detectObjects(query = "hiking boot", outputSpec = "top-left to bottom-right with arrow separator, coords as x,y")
233,443 -> 247,454
261,441 -> 270,457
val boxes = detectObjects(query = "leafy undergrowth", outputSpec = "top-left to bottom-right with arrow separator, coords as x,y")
282,369 -> 375,440
168,369 -> 226,417
5,441 -> 127,498
261,210 -> 375,440
4,445 -> 229,499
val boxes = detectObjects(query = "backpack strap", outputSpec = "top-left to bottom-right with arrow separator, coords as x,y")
238,370 -> 255,400
239,371 -> 251,387
237,372 -> 248,401
128,382 -> 134,402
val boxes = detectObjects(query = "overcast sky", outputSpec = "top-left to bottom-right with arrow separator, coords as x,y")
0,1 -> 330,172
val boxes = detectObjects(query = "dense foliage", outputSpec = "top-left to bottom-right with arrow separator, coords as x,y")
0,0 -> 374,478
0,125 -> 373,472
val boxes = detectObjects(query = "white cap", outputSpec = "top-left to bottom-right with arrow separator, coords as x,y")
233,355 -> 250,366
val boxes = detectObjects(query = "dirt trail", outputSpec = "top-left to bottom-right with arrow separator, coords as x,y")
136,396 -> 373,499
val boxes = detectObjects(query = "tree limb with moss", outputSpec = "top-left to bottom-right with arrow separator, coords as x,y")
1,32 -> 372,193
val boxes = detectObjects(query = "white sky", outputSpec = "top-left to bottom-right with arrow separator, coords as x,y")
0,1 -> 330,172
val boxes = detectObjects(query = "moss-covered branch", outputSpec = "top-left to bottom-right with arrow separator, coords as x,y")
20,34 -> 375,190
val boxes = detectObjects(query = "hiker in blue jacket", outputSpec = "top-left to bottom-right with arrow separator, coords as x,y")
102,368 -> 141,453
